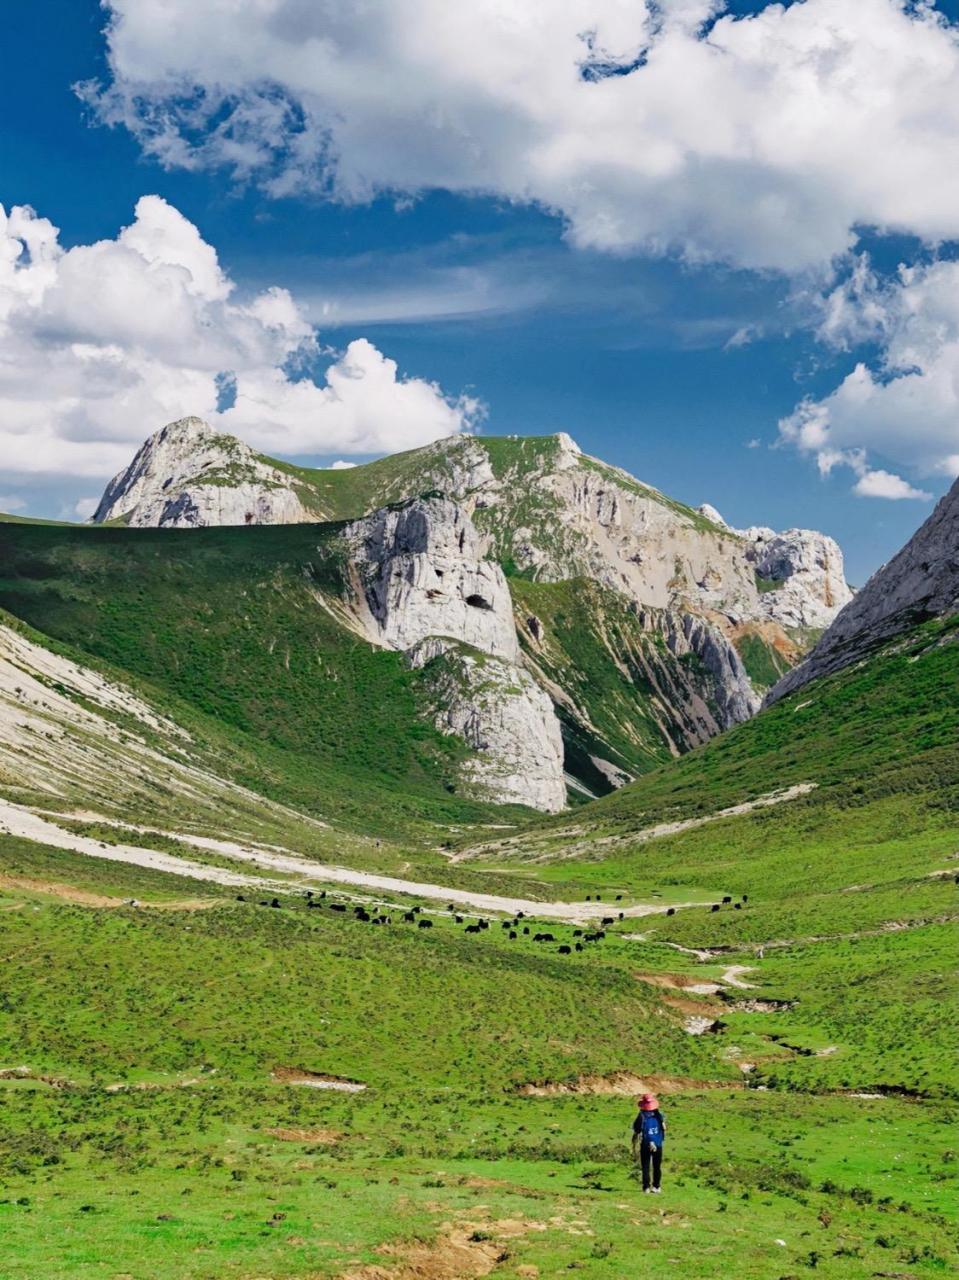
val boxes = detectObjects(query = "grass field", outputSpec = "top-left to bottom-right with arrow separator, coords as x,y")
1,846 -> 955,1279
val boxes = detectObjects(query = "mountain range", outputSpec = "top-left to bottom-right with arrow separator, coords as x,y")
79,417 -> 853,810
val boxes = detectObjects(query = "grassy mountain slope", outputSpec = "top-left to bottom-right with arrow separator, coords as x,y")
0,514 -> 765,809
1,543 -> 956,1276
457,616 -> 959,1099
0,520 -> 539,836
511,579 -> 742,794
269,433 -> 713,528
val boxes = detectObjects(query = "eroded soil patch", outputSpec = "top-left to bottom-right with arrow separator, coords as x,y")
633,972 -> 722,995
339,1217 -> 542,1280
516,1072 -> 743,1097
267,1126 -> 343,1144
272,1065 -> 367,1093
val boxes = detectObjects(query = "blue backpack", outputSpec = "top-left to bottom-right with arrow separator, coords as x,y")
640,1110 -> 664,1147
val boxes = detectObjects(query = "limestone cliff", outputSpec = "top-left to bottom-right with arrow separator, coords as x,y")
341,497 -> 565,811
408,638 -> 566,813
93,421 -> 851,642
768,475 -> 959,703
343,497 -> 520,662
90,419 -> 855,801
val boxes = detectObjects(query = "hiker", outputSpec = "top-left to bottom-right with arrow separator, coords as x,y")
632,1092 -> 666,1193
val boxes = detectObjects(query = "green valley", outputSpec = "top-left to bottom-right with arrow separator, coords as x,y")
0,452 -> 956,1280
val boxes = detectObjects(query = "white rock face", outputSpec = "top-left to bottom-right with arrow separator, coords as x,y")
93,421 -> 852,644
344,497 -> 565,811
768,475 -> 959,703
93,417 -> 316,528
410,639 -> 567,813
344,497 -> 520,662
406,437 -> 852,638
743,527 -> 853,631
88,420 -> 855,794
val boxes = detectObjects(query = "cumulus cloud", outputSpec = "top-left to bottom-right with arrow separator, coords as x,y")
852,469 -> 931,501
80,0 -> 959,272
780,256 -> 959,496
0,196 -> 479,479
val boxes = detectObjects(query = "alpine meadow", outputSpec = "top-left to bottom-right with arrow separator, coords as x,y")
2,3 -> 959,1278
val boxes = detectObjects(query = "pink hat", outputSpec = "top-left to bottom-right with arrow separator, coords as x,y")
639,1093 -> 659,1110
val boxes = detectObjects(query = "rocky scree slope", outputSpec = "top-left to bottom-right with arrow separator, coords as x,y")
768,474 -> 959,704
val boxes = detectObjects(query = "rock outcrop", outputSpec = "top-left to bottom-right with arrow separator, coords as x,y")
656,611 -> 761,728
342,497 -> 565,811
93,420 -> 852,643
768,475 -> 959,703
743,526 -> 852,631
93,417 -> 317,527
407,436 -> 851,638
410,639 -> 566,813
343,498 -> 520,662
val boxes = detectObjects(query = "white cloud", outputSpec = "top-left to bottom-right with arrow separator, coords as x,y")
72,497 -> 100,519
326,460 -> 356,470
852,469 -> 931,501
0,494 -> 26,512
780,256 -> 959,494
0,196 -> 479,480
81,0 -> 959,272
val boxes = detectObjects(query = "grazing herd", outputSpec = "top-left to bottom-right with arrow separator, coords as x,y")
709,894 -> 748,914
233,884 -> 751,952
231,889 -> 630,956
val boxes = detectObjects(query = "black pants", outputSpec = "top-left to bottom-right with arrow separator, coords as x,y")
639,1140 -> 662,1189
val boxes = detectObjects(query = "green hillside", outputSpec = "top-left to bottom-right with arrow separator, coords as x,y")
456,617 -> 959,1099
0,515 -> 764,814
1,837 -> 954,1280
0,519 -> 533,835
511,578 -> 739,794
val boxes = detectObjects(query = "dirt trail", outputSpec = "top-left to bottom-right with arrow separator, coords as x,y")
720,965 -> 756,989
0,798 -> 704,924
457,782 -> 817,861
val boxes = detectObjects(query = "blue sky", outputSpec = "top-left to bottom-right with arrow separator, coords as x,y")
3,1 -> 959,585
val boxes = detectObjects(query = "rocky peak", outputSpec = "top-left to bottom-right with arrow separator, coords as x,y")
768,476 -> 959,703
697,503 -> 729,529
93,416 -> 316,528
